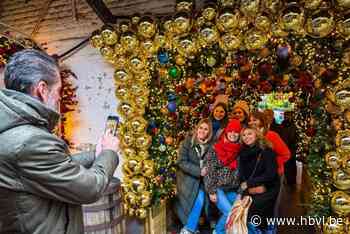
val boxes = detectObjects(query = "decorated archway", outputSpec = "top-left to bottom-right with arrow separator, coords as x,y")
90,0 -> 350,232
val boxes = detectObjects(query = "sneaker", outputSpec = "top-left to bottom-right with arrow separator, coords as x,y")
210,220 -> 216,229
179,228 -> 194,234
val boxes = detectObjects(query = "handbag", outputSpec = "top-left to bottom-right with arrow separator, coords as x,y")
225,195 -> 252,234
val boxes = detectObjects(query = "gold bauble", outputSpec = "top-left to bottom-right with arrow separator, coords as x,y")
135,134 -> 152,150
129,116 -> 148,135
101,27 -> 118,45
238,16 -> 250,30
176,1 -> 193,12
100,46 -> 115,60
142,160 -> 155,177
119,21 -> 131,33
117,101 -> 136,119
120,131 -> 135,148
123,157 -> 143,176
342,156 -> 350,174
173,12 -> 191,35
336,130 -> 350,153
138,150 -> 150,159
124,192 -> 138,206
240,0 -> 260,18
334,79 -> 350,110
90,33 -> 104,48
128,56 -> 146,74
263,0 -> 281,14
255,14 -> 272,32
303,0 -> 323,10
202,5 -> 217,21
271,23 -> 288,37
131,14 -> 141,25
120,32 -> 139,53
175,55 -> 187,65
331,191 -> 350,216
115,83 -> 130,100
323,216 -> 347,234
280,3 -> 305,34
128,207 -> 136,216
114,43 -> 125,56
122,147 -> 136,158
113,56 -> 127,69
114,69 -> 132,84
198,26 -> 220,47
138,17 -> 156,39
306,10 -> 334,38
216,9 -> 239,32
130,176 -> 148,194
154,33 -> 171,49
244,28 -> 268,50
219,32 -> 241,51
335,0 -> 350,9
219,0 -> 235,7
332,169 -> 350,190
134,95 -> 149,108
135,71 -> 151,83
163,19 -> 175,36
195,16 -> 206,29
140,191 -> 152,207
136,208 -> 148,219
325,151 -> 342,169
175,36 -> 198,57
337,16 -> 350,40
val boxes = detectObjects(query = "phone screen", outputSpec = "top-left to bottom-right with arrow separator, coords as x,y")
105,116 -> 119,136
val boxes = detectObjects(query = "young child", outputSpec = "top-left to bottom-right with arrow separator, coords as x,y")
203,119 -> 242,234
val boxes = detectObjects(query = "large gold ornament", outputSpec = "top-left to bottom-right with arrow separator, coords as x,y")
336,130 -> 350,153
138,17 -> 156,39
121,131 -> 135,148
135,134 -> 152,149
114,69 -> 132,85
100,46 -> 115,61
263,0 -> 281,14
129,116 -> 148,135
124,192 -> 138,206
244,28 -> 268,50
136,208 -> 147,219
331,191 -> 350,216
202,4 -> 217,21
138,150 -> 150,159
325,151 -> 342,169
173,12 -> 192,36
128,56 -> 146,74
303,0 -> 323,10
219,32 -> 241,51
130,176 -> 148,194
117,101 -> 136,119
342,155 -> 350,174
114,43 -> 125,56
334,80 -> 350,110
240,0 -> 260,18
140,40 -> 157,58
216,8 -> 239,32
119,21 -> 131,33
142,160 -> 155,177
335,0 -> 350,9
120,32 -> 139,53
101,26 -> 118,45
90,32 -> 104,48
198,26 -> 220,47
176,0 -> 193,12
123,157 -> 143,176
122,147 -> 136,158
255,14 -> 272,32
115,83 -> 130,100
280,3 -> 305,34
323,215 -> 347,234
306,10 -> 335,38
337,15 -> 350,39
175,36 -> 198,57
140,191 -> 152,207
332,169 -> 350,190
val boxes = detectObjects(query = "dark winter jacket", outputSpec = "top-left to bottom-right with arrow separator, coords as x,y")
238,144 -> 280,229
0,89 -> 119,234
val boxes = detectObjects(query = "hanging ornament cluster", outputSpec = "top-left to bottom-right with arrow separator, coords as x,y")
0,36 -> 26,68
90,0 -> 350,222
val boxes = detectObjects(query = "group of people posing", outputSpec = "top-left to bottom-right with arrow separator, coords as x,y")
174,100 -> 293,234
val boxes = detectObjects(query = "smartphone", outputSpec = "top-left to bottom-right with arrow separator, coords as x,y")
105,115 -> 119,136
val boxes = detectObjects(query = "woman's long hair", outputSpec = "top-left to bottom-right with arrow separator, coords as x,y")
249,111 -> 270,135
240,126 -> 272,150
191,118 -> 213,145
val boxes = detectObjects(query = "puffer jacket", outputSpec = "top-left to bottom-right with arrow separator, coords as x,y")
0,89 -> 119,234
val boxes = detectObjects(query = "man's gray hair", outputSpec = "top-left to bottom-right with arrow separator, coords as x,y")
4,49 -> 60,94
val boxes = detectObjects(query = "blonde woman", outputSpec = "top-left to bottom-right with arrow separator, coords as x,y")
174,119 -> 213,234
237,127 -> 280,233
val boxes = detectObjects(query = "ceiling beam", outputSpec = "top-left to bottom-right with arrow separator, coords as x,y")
85,0 -> 116,24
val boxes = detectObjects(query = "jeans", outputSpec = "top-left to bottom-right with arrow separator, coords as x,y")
184,188 -> 205,232
214,189 -> 237,234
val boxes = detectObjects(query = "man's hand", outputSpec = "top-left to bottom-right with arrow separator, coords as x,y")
209,193 -> 217,203
201,167 -> 208,177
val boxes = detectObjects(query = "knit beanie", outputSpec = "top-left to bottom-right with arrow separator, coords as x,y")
233,100 -> 250,117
